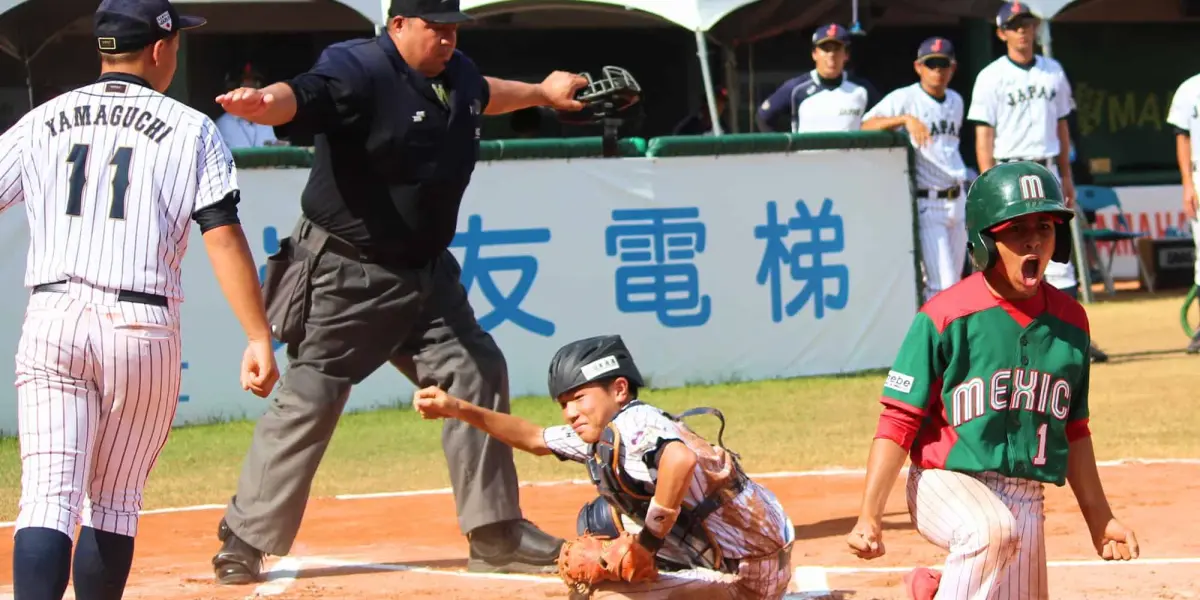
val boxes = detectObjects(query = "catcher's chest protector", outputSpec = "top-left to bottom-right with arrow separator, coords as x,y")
585,405 -> 749,573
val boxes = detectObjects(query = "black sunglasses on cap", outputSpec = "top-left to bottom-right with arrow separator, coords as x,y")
1003,16 -> 1039,30
922,57 -> 953,69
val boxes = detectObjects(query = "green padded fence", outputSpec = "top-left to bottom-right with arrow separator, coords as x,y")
644,130 -> 910,158
230,131 -> 911,168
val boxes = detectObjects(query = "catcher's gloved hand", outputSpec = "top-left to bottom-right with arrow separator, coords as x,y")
556,531 -> 658,596
555,66 -> 641,126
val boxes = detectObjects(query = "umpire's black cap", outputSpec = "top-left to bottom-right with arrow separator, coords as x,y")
94,0 -> 206,54
547,335 -> 645,400
388,0 -> 473,24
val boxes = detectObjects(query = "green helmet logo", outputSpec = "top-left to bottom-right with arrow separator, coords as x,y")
965,162 -> 1075,271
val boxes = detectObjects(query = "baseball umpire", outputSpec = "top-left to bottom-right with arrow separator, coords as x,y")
209,0 -> 590,583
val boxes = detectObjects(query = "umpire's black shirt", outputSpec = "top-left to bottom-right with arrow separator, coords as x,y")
279,33 -> 489,266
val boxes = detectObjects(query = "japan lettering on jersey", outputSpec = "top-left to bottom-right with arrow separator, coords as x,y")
0,78 -> 238,300
864,83 -> 967,190
1167,73 -> 1200,174
967,56 -> 1073,161
879,273 -> 1091,485
543,402 -> 794,560
758,70 -> 874,133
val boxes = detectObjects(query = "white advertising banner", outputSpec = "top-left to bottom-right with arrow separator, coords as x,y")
1091,184 -> 1192,280
0,148 -> 920,434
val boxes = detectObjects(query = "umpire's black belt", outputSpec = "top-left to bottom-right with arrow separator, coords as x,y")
296,217 -> 426,268
999,157 -> 1054,168
33,281 -> 169,307
917,186 -> 961,200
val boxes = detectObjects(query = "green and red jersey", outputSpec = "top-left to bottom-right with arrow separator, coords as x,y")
875,272 -> 1092,485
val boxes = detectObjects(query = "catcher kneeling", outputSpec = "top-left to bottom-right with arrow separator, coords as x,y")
414,334 -> 795,599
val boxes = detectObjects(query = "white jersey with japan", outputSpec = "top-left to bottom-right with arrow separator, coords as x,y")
757,70 -> 877,133
865,83 -> 967,190
967,56 -> 1073,161
1168,74 -> 1200,175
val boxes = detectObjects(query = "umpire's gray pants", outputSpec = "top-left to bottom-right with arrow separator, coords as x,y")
222,216 -> 522,556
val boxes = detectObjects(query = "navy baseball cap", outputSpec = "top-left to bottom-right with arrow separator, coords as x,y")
996,1 -> 1038,27
812,23 -> 851,46
389,0 -> 473,24
917,37 -> 955,61
94,0 -> 205,54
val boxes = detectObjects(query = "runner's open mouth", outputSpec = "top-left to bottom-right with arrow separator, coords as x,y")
1021,256 -> 1038,282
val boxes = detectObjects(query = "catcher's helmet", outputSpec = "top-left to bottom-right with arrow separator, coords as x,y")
547,335 -> 645,399
965,161 -> 1075,271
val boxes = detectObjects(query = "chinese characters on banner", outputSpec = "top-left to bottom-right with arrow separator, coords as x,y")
257,200 -> 850,339
605,207 -> 712,328
755,199 -> 849,322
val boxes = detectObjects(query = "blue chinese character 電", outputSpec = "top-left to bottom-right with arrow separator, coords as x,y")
605,207 -> 711,328
259,227 -> 284,351
755,198 -> 849,322
450,215 -> 555,337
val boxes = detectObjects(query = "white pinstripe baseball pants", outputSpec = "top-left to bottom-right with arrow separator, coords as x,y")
14,282 -> 181,539
918,195 -> 968,302
907,467 -> 1048,600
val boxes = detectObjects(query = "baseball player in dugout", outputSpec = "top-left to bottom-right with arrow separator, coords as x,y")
1166,72 -> 1200,353
862,37 -> 968,302
0,0 -> 279,598
756,23 -> 879,133
414,335 -> 797,599
846,162 -> 1140,600
216,63 -> 282,148
967,1 -> 1108,363
209,0 -> 591,584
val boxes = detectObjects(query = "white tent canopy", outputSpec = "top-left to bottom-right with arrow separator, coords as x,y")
456,0 -> 763,134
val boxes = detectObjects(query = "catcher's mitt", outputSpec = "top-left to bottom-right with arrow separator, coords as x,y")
556,532 -> 658,596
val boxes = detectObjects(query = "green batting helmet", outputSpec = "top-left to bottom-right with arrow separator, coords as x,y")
965,161 -> 1075,271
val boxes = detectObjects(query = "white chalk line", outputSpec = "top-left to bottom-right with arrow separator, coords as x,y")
248,556 -> 304,597
818,556 -> 1200,575
0,458 -> 1193,528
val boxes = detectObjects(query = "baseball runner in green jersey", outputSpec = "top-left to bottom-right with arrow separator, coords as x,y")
845,162 -> 1139,600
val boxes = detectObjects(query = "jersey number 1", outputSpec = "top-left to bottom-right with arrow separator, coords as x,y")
66,144 -> 132,219
1032,422 -> 1049,466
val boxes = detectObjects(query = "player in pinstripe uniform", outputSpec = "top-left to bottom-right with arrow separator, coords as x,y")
0,1 -> 278,598
415,335 -> 796,599
863,37 -> 968,302
1166,72 -> 1200,353
967,1 -> 1107,363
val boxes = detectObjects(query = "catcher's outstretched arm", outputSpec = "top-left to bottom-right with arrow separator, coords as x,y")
452,399 -> 553,456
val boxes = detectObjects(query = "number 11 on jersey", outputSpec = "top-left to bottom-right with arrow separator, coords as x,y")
66,144 -> 132,220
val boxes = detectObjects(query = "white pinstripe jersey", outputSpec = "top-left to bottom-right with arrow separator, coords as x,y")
0,75 -> 238,300
1167,73 -> 1200,173
544,403 -> 795,560
967,56 -> 1073,161
864,83 -> 967,190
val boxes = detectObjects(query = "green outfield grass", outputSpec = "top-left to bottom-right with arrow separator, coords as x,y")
0,292 -> 1196,521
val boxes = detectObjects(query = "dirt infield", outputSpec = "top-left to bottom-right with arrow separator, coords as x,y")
0,460 -> 1195,600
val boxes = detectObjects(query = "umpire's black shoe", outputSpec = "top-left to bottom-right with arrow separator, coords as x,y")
213,519 -> 265,585
1089,343 -> 1109,363
466,519 -> 564,574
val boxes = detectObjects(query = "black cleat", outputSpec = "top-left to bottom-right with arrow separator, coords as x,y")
466,519 -> 564,574
212,519 -> 265,585
1089,343 -> 1109,363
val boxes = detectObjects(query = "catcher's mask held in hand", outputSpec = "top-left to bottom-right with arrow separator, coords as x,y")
556,66 -> 642,126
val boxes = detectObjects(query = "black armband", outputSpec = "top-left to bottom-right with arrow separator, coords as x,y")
193,191 -> 241,233
636,527 -> 665,553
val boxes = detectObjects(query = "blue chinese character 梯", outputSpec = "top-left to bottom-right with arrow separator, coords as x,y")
755,198 -> 849,322
450,214 -> 555,337
605,207 -> 711,328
